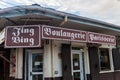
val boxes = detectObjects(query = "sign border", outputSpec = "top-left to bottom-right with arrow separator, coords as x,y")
42,25 -> 88,43
88,32 -> 116,45
5,25 -> 41,48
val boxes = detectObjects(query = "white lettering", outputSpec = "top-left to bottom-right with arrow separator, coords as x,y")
11,27 -> 35,46
12,27 -> 35,36
43,27 -> 86,40
44,28 -> 51,35
29,28 -> 34,36
12,36 -> 34,46
89,34 -> 115,43
29,38 -> 34,46
71,33 -> 75,39
12,28 -> 21,36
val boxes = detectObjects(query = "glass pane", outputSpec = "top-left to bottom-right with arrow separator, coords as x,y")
73,54 -> 80,70
32,53 -> 43,72
99,48 -> 110,71
74,72 -> 81,80
32,74 -> 43,80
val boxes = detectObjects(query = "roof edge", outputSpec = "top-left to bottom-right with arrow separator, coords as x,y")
0,5 -> 120,32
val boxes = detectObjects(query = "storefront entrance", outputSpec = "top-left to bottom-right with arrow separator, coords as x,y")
72,50 -> 84,80
28,49 -> 43,80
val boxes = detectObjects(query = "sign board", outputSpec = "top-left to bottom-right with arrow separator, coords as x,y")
5,25 -> 41,48
42,25 -> 87,42
5,25 -> 116,48
88,32 -> 116,45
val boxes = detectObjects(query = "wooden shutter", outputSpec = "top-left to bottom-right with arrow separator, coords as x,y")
61,44 -> 72,80
112,48 -> 120,70
88,46 -> 99,80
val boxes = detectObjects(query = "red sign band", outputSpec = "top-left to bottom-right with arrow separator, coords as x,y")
5,25 -> 116,48
42,25 -> 116,45
42,25 -> 87,42
88,32 -> 116,45
5,25 -> 41,48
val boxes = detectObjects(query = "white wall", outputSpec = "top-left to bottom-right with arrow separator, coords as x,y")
10,48 -> 23,79
16,48 -> 23,79
52,40 -> 62,77
52,40 -> 91,77
10,49 -> 16,77
44,40 -> 52,77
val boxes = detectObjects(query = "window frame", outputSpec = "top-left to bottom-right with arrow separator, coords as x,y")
98,47 -> 114,73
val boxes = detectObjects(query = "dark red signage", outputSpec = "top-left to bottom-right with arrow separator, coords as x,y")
88,32 -> 116,45
42,25 -> 87,42
5,25 -> 41,48
5,25 -> 116,48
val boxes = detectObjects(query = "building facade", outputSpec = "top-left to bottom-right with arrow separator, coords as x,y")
0,5 -> 120,80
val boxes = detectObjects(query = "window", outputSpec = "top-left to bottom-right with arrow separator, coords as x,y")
99,48 -> 111,71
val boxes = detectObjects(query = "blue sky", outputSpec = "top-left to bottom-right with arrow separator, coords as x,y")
0,0 -> 120,26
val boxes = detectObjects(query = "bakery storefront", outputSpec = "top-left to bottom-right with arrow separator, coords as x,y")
3,24 -> 116,80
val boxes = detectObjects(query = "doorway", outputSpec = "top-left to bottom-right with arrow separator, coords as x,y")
72,49 -> 84,80
26,49 -> 44,80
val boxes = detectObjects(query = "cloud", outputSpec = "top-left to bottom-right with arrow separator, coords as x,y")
1,0 -> 120,25
0,0 -> 12,8
55,0 -> 120,25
